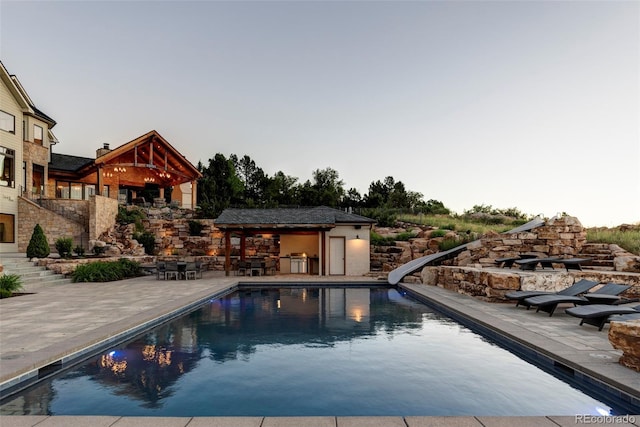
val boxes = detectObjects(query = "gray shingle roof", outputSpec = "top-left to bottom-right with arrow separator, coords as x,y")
49,153 -> 94,172
215,206 -> 375,227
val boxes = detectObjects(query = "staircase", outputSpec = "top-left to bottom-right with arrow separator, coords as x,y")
579,243 -> 616,271
0,253 -> 72,292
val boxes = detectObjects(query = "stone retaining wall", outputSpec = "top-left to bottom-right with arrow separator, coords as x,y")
419,265 -> 640,302
18,197 -> 87,252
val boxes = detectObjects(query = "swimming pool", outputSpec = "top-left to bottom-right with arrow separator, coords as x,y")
0,286 -> 631,416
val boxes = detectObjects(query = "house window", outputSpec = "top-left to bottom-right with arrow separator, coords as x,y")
32,164 -> 44,196
85,184 -> 95,199
56,181 -> 70,198
103,185 -> 109,198
0,146 -> 15,188
0,214 -> 15,243
0,111 -> 15,133
34,124 -> 43,145
57,181 -> 102,200
23,161 -> 26,190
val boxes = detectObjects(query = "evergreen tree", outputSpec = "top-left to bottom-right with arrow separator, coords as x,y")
26,224 -> 50,258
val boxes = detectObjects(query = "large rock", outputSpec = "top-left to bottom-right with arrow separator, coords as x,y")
614,256 -> 640,273
609,319 -> 640,371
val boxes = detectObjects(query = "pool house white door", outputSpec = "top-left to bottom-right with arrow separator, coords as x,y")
329,236 -> 345,275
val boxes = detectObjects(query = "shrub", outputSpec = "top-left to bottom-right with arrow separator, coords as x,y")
438,237 -> 465,251
0,274 -> 23,298
116,206 -> 145,226
362,208 -> 397,228
93,245 -> 106,256
133,231 -> 156,255
370,232 -> 396,246
72,258 -> 142,282
395,231 -> 416,241
188,220 -> 204,236
430,229 -> 448,238
26,224 -> 50,258
55,237 -> 74,258
74,245 -> 85,257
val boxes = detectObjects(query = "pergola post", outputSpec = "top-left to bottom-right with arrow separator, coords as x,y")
240,233 -> 247,261
225,231 -> 231,276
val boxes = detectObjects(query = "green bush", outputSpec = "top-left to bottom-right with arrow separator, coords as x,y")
395,231 -> 416,241
188,220 -> 204,236
116,206 -> 145,226
133,231 -> 156,255
55,237 -> 74,258
0,274 -> 23,298
438,237 -> 465,251
26,224 -> 50,258
370,232 -> 396,246
74,245 -> 85,257
362,208 -> 397,228
71,259 -> 142,283
430,229 -> 448,238
92,245 -> 106,256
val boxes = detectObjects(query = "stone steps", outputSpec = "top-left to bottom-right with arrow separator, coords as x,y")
578,243 -> 615,271
0,254 -> 72,290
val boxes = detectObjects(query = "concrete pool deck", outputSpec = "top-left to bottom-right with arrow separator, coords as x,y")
1,271 -> 639,426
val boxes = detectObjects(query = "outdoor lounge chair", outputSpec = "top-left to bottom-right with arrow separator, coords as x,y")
558,258 -> 593,271
505,279 -> 598,308
515,257 -> 563,271
565,304 -> 640,331
494,254 -> 537,268
523,283 -> 631,317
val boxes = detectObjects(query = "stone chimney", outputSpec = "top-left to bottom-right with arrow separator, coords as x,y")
96,143 -> 111,158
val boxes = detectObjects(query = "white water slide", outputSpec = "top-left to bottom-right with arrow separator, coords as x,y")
387,217 -> 545,285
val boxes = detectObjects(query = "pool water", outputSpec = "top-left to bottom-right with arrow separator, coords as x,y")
0,287 -> 623,416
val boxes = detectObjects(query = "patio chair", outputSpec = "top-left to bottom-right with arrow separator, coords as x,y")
195,261 -> 204,278
165,261 -> 179,280
250,259 -> 263,276
237,260 -> 248,276
505,279 -> 598,308
565,303 -> 640,331
156,261 -> 167,280
523,283 -> 631,317
185,262 -> 197,280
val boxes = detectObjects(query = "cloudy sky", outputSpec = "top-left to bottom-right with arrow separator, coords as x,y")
1,0 -> 638,227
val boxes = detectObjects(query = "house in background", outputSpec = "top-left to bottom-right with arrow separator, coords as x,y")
1,61 -> 58,253
215,206 -> 375,276
1,62 -> 202,254
48,130 -> 201,208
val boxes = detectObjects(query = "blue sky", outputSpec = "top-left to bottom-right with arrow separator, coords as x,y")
1,0 -> 638,227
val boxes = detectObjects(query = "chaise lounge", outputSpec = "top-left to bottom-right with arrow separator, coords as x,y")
565,303 -> 640,331
515,257 -> 564,271
522,283 -> 631,316
505,279 -> 598,308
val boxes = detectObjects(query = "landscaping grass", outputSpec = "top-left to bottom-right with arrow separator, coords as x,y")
586,227 -> 640,256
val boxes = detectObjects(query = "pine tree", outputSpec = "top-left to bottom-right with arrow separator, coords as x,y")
26,224 -> 50,258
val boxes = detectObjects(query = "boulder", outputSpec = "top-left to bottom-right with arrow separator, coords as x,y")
609,320 -> 640,372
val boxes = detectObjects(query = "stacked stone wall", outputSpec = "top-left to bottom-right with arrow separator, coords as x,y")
420,265 -> 640,302
18,197 -> 87,252
90,195 -> 118,241
457,216 -> 587,267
